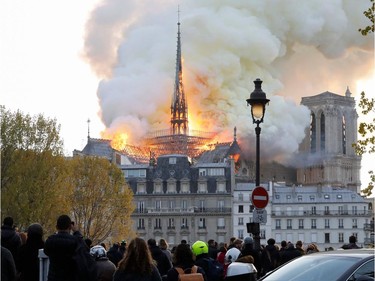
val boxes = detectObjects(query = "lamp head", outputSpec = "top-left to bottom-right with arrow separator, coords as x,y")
246,78 -> 270,124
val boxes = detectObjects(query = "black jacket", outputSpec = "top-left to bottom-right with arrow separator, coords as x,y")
16,236 -> 44,281
44,231 -> 79,281
1,225 -> 21,262
149,245 -> 172,276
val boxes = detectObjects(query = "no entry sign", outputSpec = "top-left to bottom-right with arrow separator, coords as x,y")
251,186 -> 269,209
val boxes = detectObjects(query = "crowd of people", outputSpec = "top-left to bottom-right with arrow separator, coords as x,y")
1,214 -> 363,281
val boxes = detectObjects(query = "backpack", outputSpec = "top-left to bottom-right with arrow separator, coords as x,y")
176,265 -> 204,281
203,257 -> 224,281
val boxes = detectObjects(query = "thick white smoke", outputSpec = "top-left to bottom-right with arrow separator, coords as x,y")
83,0 -> 374,164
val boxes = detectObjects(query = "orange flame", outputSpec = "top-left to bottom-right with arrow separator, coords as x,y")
110,133 -> 129,150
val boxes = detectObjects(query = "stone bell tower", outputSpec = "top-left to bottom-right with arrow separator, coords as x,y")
297,88 -> 361,193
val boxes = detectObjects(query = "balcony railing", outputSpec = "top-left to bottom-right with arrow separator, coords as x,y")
133,207 -> 232,214
271,210 -> 372,217
364,223 -> 375,232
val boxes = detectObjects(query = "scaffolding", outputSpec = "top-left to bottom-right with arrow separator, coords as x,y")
144,129 -> 217,160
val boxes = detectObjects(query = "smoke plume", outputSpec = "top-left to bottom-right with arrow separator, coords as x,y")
83,0 -> 374,164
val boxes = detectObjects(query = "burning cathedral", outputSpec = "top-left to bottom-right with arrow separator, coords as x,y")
74,19 -> 365,245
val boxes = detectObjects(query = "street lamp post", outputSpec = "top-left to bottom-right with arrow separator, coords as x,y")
246,78 -> 270,250
246,78 -> 270,186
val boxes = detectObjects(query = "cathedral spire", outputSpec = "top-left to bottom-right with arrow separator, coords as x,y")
171,9 -> 188,135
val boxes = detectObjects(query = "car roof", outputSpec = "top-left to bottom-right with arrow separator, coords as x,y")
307,248 -> 375,258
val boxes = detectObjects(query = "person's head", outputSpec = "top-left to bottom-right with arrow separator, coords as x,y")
191,240 -> 208,257
118,237 -> 154,274
349,235 -> 357,244
236,254 -> 254,264
225,247 -> 241,264
181,239 -> 187,244
159,238 -> 168,250
121,240 -> 127,248
229,237 -> 237,245
173,243 -> 195,265
27,223 -> 43,239
147,238 -> 157,247
56,215 -> 72,231
281,240 -> 287,248
244,236 -> 253,246
90,245 -> 107,260
296,240 -> 303,248
233,239 -> 243,249
207,239 -> 215,247
3,217 -> 13,227
267,238 -> 276,246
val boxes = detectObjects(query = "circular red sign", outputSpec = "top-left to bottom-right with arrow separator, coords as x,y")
251,186 -> 269,209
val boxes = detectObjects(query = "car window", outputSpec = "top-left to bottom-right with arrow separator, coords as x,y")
260,255 -> 361,281
347,259 -> 374,281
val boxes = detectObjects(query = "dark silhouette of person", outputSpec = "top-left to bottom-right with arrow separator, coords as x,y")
342,235 -> 361,249
16,223 -> 45,281
1,217 -> 22,264
147,238 -> 172,277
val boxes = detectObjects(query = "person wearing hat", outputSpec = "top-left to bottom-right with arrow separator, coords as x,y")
239,236 -> 262,278
90,245 -> 116,281
16,223 -> 44,281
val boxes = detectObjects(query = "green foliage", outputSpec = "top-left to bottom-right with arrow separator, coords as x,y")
1,107 -> 69,232
352,92 -> 374,197
68,156 -> 135,244
359,0 -> 374,35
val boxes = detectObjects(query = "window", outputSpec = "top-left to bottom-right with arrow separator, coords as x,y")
153,182 -> 163,194
218,218 -> 225,229
325,233 -> 330,243
310,195 -> 315,201
169,157 -> 176,164
181,218 -> 188,229
311,206 -> 316,215
168,218 -> 174,229
238,217 -> 244,226
352,206 -> 358,215
199,169 -> 206,176
352,219 -> 358,229
287,219 -> 292,229
155,218 -> 161,229
324,194 -> 330,199
338,219 -> 344,229
299,219 -> 304,229
311,219 -> 316,229
169,200 -> 175,210
339,233 -> 344,243
180,182 -> 190,193
298,195 -> 302,201
218,200 -> 225,212
138,218 -> 145,229
348,260 -> 375,280
125,169 -> 146,178
155,200 -> 161,211
275,195 -> 280,199
216,181 -> 226,193
325,219 -> 330,229
238,205 -> 244,213
339,206 -> 344,215
138,201 -> 145,213
136,183 -> 146,194
287,195 -> 291,200
324,206 -> 330,215
337,194 -> 342,199
249,205 -> 254,213
167,180 -> 177,193
181,200 -> 187,210
198,182 -> 207,193
199,218 -> 206,229
238,229 -> 244,239
276,219 -> 281,229
238,193 -> 243,201
199,200 -> 205,211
